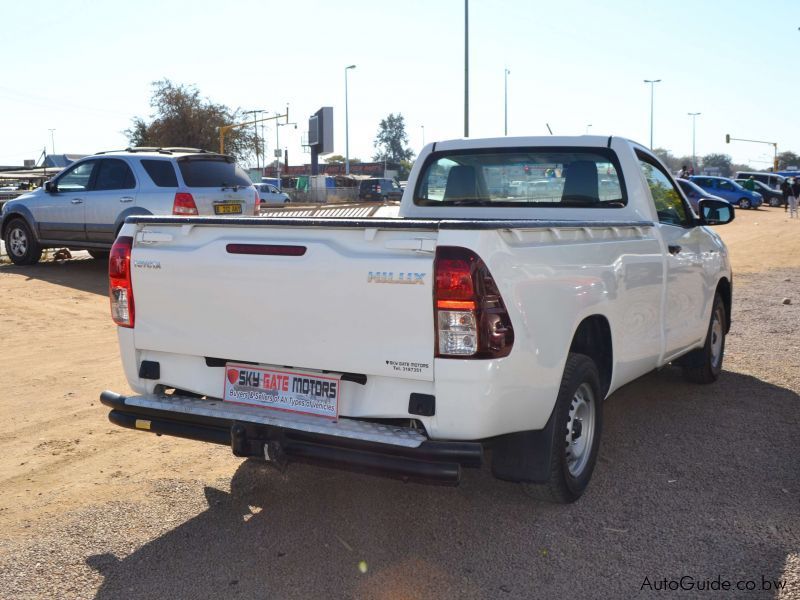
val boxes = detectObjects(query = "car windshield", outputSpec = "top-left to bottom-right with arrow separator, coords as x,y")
414,147 -> 626,207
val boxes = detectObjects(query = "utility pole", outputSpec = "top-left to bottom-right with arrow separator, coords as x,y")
688,112 -> 701,172
464,0 -> 469,138
48,129 -> 56,156
344,64 -> 356,175
643,79 -> 661,149
504,68 -> 510,136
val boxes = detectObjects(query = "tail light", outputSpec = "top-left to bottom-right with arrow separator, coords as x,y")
172,192 -> 198,215
434,247 -> 514,358
109,236 -> 134,328
253,187 -> 261,215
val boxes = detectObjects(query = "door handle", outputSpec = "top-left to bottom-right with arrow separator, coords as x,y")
120,196 -> 134,203
70,198 -> 83,205
668,245 -> 681,255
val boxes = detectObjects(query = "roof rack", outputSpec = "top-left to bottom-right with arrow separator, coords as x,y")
94,147 -> 219,156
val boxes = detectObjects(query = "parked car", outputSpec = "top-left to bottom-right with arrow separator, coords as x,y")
358,178 -> 403,201
734,171 -> 784,190
734,179 -> 783,207
254,183 -> 291,204
676,178 -> 726,213
101,135 -> 734,504
0,147 -> 258,265
689,175 -> 763,209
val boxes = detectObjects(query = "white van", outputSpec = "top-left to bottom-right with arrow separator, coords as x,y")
734,171 -> 785,190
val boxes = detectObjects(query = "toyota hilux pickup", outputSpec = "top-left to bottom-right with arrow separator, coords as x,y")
100,136 -> 734,503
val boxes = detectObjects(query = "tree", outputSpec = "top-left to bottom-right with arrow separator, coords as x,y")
653,148 -> 678,172
701,153 -> 733,176
324,154 -> 361,164
777,151 -> 800,170
126,79 -> 253,162
373,113 -> 414,163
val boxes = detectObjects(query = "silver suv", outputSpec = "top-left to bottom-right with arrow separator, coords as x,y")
1,147 -> 258,265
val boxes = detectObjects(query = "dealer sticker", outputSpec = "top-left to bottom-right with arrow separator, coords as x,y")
223,363 -> 340,419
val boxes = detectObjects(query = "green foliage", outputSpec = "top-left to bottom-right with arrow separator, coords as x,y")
701,153 -> 733,176
399,159 -> 414,179
373,113 -> 415,163
324,154 -> 361,165
126,79 -> 253,162
777,151 -> 800,170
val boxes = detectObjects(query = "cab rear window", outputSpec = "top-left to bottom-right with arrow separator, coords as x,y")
414,147 -> 626,208
177,158 -> 252,188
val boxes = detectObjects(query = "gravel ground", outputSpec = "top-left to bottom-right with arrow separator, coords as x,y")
0,267 -> 798,599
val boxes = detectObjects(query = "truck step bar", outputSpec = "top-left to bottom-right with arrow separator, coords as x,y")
100,391 -> 483,486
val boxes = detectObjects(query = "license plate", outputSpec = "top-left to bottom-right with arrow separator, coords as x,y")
214,203 -> 242,215
223,363 -> 340,419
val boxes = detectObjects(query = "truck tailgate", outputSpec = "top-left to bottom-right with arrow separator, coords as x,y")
130,223 -> 437,381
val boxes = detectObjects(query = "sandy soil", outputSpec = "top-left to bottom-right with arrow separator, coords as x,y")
0,207 -> 798,598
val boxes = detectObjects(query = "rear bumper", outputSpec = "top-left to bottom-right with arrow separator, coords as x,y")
100,391 -> 482,486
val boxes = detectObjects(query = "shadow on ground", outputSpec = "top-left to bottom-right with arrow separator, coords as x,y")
0,255 -> 107,296
85,369 -> 800,599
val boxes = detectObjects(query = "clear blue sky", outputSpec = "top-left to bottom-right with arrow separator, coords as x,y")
1,0 -> 797,169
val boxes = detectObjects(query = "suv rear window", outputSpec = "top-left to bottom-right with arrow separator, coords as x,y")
414,147 -> 626,207
141,160 -> 179,187
177,158 -> 252,188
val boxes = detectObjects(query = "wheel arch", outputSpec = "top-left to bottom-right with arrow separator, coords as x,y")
568,315 -> 613,398
113,207 -> 152,238
1,206 -> 38,241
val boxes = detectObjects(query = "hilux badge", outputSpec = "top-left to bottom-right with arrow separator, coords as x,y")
367,272 -> 425,284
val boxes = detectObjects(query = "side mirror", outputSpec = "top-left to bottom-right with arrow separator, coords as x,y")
698,199 -> 734,226
44,180 -> 57,193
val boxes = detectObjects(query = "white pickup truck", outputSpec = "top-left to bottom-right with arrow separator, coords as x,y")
101,136 -> 734,503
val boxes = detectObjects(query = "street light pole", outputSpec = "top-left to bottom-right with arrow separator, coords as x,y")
421,124 -> 425,147
644,79 -> 661,149
464,0 -> 469,137
688,112 -> 701,172
504,68 -> 510,136
48,129 -> 55,156
345,64 -> 356,176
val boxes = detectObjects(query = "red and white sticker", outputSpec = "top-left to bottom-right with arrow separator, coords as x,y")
223,363 -> 340,419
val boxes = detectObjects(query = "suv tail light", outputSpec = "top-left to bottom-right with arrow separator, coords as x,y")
253,187 -> 261,215
109,236 -> 134,328
173,192 -> 198,215
434,247 -> 514,358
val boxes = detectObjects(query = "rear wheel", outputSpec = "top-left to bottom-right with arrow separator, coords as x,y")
738,197 -> 751,209
3,219 -> 42,265
770,197 -> 781,207
523,353 -> 603,503
681,293 -> 726,384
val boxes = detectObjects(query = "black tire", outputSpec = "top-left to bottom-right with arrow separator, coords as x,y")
738,198 -> 750,209
770,197 -> 781,207
523,353 -> 603,503
681,293 -> 726,384
3,218 -> 42,265
87,250 -> 109,260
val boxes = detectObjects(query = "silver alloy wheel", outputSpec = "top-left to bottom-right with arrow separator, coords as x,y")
710,305 -> 724,368
8,226 -> 28,257
565,382 -> 596,477
739,198 -> 750,209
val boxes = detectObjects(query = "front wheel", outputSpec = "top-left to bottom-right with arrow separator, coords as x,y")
738,197 -> 751,209
681,293 -> 726,384
3,219 -> 42,265
523,353 -> 603,503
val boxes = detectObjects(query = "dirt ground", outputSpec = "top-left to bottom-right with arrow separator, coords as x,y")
0,207 -> 798,599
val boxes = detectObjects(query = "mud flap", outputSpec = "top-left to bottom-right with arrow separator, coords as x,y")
490,404 -> 557,483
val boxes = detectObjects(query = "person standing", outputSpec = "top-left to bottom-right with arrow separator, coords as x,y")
789,178 -> 800,218
743,176 -> 756,192
781,178 -> 792,212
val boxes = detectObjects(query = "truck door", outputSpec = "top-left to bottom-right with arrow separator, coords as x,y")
636,153 -> 707,358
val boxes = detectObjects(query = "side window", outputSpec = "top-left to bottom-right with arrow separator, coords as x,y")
56,161 -> 97,192
94,159 -> 136,191
718,180 -> 734,191
637,156 -> 689,226
141,160 -> 179,187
